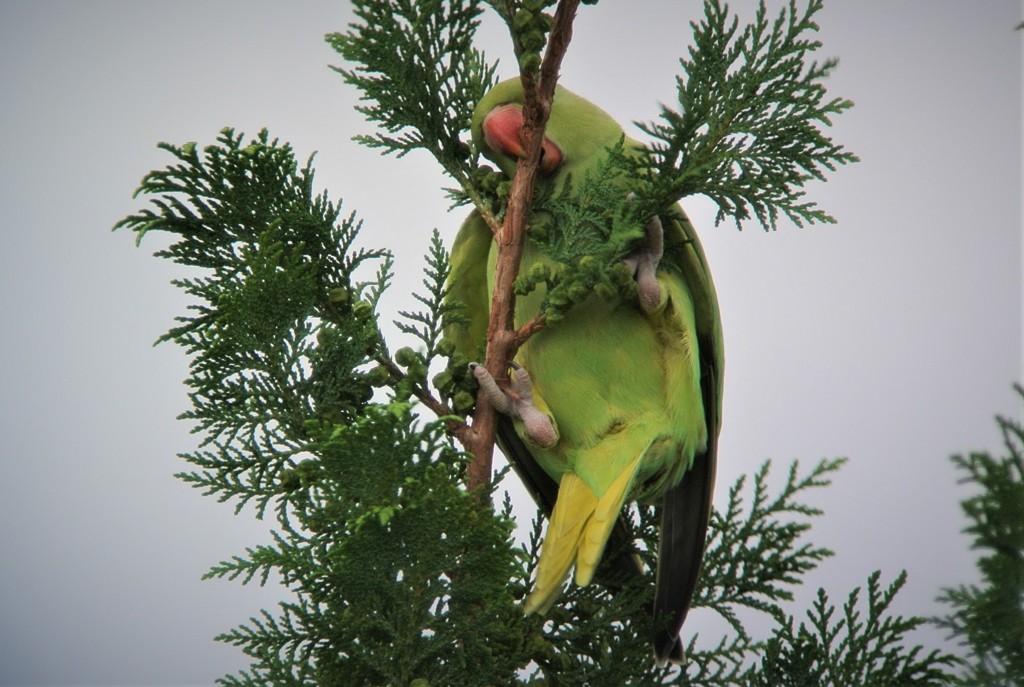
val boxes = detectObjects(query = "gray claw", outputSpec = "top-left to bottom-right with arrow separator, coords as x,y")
469,362 -> 557,448
622,195 -> 664,314
507,361 -> 535,400
469,362 -> 512,414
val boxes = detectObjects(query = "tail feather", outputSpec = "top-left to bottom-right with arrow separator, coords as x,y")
524,472 -> 598,615
497,418 -> 644,589
575,454 -> 643,586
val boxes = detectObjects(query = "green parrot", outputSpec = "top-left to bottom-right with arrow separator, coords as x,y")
446,78 -> 723,661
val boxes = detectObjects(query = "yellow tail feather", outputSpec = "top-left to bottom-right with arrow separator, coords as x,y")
575,454 -> 641,586
524,473 -> 597,615
524,455 -> 643,614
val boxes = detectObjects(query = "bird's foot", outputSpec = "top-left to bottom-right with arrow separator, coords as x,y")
469,361 -> 557,448
622,196 -> 665,314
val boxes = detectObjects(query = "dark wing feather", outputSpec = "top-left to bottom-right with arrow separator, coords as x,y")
652,363 -> 718,662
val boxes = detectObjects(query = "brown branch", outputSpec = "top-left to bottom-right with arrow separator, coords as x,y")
374,354 -> 468,437
462,177 -> 503,236
464,0 -> 581,493
513,313 -> 547,348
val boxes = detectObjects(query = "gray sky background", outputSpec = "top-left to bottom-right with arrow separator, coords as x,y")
1,1 -> 1021,684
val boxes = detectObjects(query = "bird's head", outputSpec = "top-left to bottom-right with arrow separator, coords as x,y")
471,78 -> 626,184
480,102 -> 564,176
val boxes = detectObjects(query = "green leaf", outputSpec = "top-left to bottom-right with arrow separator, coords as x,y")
632,0 -> 857,229
326,0 -> 497,181
936,385 -> 1024,686
116,129 -> 389,517
751,571 -> 959,686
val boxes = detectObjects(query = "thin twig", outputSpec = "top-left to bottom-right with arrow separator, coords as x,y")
374,354 -> 468,436
458,169 -> 504,236
513,313 -> 547,348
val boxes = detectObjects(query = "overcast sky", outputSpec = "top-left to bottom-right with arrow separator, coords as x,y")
1,1 -> 1021,684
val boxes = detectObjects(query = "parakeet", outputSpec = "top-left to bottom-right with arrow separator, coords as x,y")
446,78 -> 723,661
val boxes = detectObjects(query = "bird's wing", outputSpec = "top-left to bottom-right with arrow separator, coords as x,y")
652,207 -> 724,662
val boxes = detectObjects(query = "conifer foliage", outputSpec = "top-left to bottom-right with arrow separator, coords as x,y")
629,0 -> 858,229
117,1 -> 970,684
936,387 -> 1024,686
117,128 -> 528,684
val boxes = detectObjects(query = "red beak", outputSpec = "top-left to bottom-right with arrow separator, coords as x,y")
483,104 -> 563,174
483,104 -> 526,159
